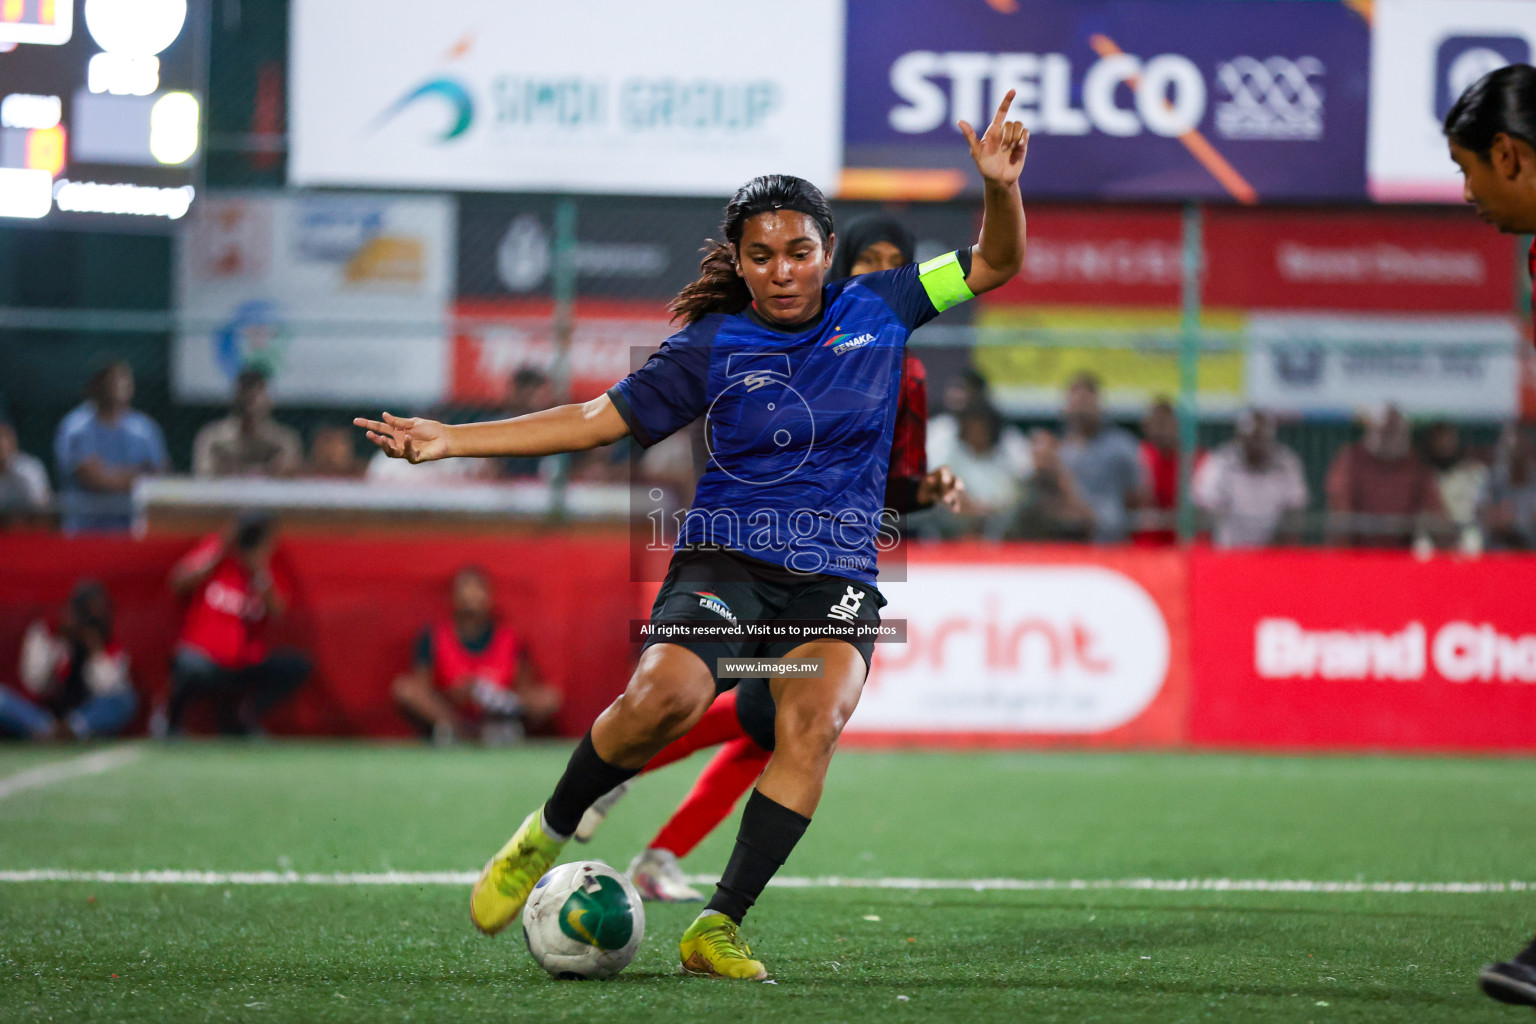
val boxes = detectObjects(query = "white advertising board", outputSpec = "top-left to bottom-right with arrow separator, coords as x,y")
849,564 -> 1171,735
1244,312 -> 1521,419
174,192 -> 456,405
288,0 -> 844,196
1369,0 -> 1536,201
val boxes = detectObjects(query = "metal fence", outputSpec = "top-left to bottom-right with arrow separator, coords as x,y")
0,194 -> 1528,551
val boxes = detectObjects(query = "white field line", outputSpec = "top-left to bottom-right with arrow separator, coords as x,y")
0,869 -> 1530,895
0,746 -> 141,801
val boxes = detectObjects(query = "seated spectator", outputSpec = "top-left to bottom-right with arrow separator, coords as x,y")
1007,429 -> 1095,541
1059,372 -> 1147,544
928,368 -> 1031,476
0,421 -> 52,523
1325,405 -> 1446,548
499,366 -> 557,480
1136,397 -> 1182,544
922,398 -> 1031,539
1193,410 -> 1309,548
1421,421 -> 1488,553
1482,424 -> 1536,550
192,367 -> 303,478
162,513 -> 309,736
306,425 -> 365,479
0,581 -> 137,740
54,361 -> 167,534
392,566 -> 561,745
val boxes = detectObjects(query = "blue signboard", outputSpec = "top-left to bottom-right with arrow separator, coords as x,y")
844,0 -> 1371,201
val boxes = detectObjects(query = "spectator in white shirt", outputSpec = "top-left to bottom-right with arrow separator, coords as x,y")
924,398 -> 1033,539
0,422 -> 51,522
1193,409 -> 1309,548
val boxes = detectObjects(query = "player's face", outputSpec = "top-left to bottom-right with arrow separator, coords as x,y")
453,574 -> 492,618
849,241 -> 907,276
1449,137 -> 1536,233
734,212 -> 834,325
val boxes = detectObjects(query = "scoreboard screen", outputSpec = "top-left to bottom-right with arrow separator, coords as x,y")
0,0 -> 205,225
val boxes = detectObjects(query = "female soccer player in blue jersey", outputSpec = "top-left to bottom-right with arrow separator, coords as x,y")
1444,62 -> 1536,1011
356,90 -> 1028,981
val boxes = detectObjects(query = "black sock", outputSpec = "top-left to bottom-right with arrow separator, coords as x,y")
542,732 -> 640,839
705,790 -> 810,924
1515,936 -> 1536,967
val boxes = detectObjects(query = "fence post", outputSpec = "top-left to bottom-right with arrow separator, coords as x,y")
548,197 -> 578,521
1177,201 -> 1203,543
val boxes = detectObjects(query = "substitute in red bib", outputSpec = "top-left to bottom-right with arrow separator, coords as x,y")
163,512 -> 310,737
392,566 -> 562,744
1444,61 -> 1536,1009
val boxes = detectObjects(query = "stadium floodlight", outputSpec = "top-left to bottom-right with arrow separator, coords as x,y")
149,89 -> 197,164
83,0 -> 184,57
0,167 -> 54,218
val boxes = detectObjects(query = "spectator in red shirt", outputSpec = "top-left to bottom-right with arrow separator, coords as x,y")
162,513 -> 310,736
392,566 -> 561,745
1135,397 -> 1183,545
1325,405 -> 1447,549
0,580 -> 136,740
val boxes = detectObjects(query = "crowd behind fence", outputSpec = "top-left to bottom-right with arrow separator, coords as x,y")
1,320 -> 1531,553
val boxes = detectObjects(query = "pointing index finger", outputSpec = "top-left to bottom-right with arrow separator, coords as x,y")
991,88 -> 1016,130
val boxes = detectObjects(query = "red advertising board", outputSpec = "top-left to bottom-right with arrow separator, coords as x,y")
978,205 -> 1184,308
0,532 -> 640,738
1188,548 -> 1536,752
451,298 -> 668,406
1204,207 -> 1517,313
8,531 -> 1536,752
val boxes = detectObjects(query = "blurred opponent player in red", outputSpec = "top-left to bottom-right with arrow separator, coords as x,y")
1444,62 -> 1536,1009
574,217 -> 965,900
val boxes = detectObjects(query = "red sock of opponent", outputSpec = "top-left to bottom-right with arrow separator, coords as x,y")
649,736 -> 772,859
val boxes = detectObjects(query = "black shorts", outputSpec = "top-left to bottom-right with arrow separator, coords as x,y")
642,545 -> 887,697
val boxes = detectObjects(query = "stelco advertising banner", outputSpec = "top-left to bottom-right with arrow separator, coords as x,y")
1189,550 -> 1536,752
843,0 -> 1370,201
288,0 -> 843,196
174,192 -> 456,404
1369,0 -> 1536,202
846,546 -> 1190,746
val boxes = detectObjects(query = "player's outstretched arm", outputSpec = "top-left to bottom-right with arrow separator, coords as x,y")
959,89 -> 1028,296
354,395 -> 631,464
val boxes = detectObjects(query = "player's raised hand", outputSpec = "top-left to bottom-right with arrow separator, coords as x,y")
353,411 -> 451,464
959,89 -> 1029,188
917,465 -> 966,513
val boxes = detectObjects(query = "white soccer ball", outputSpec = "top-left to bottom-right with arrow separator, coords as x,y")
521,860 -> 646,980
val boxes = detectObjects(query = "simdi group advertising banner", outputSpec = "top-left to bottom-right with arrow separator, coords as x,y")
1369,0 -> 1536,202
174,193 -> 456,404
843,0 -> 1369,201
288,0 -> 843,196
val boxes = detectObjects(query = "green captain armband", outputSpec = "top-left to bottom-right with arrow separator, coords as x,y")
917,250 -> 976,313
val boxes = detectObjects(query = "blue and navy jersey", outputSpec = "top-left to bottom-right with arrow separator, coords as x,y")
607,250 -> 975,584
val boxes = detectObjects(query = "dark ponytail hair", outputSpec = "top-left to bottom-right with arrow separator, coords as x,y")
1444,63 -> 1536,156
669,174 -> 834,325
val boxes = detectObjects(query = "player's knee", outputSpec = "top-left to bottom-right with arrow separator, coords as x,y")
390,675 -> 417,705
616,676 -> 707,739
775,701 -> 846,763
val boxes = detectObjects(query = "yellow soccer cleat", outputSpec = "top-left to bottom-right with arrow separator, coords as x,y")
679,912 -> 768,980
470,807 -> 566,936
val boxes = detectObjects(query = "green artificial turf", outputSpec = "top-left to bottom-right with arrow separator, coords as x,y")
1,742 -> 1532,1023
